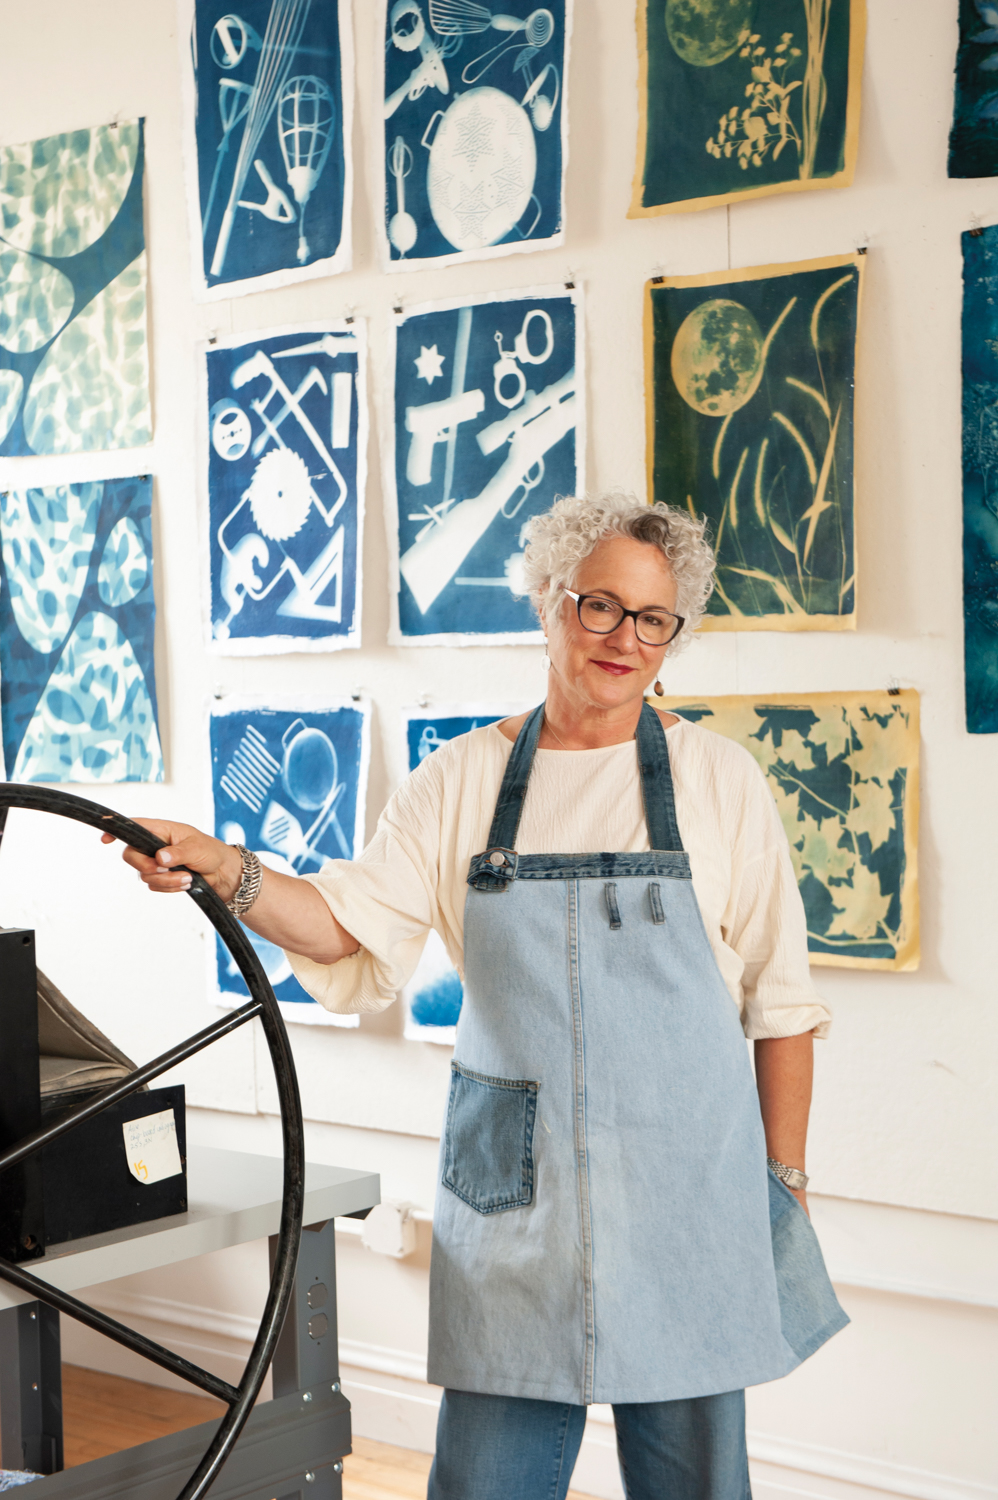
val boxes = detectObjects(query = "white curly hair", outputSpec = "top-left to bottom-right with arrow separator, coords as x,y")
521,492 -> 715,654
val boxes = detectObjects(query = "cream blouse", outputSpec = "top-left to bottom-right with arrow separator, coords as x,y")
287,715 -> 830,1040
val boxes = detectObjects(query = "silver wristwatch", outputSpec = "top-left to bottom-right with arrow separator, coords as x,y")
226,845 -> 263,918
767,1157 -> 808,1191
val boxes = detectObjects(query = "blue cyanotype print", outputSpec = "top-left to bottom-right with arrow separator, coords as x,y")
949,0 -> 998,178
382,0 -> 568,267
0,121 -> 150,457
191,0 -> 348,290
206,326 -> 363,652
210,700 -> 369,1019
392,288 -> 580,642
402,707 -> 505,1042
962,225 -> 998,731
405,709 -> 503,768
0,476 -> 161,783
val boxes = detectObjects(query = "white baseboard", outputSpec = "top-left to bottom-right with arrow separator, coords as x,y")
63,1290 -> 995,1500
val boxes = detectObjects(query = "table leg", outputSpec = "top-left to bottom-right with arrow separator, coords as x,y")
269,1219 -> 344,1498
0,1300 -> 63,1474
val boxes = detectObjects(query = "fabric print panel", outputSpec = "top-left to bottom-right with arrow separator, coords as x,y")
646,254 -> 861,631
400,703 -> 525,1044
949,0 -> 998,178
204,322 -> 365,654
388,285 -> 583,644
185,0 -> 352,296
0,120 -> 151,456
659,691 -> 920,970
960,224 -> 998,731
631,0 -> 865,216
209,697 -> 371,1025
0,476 -> 162,784
381,0 -> 570,270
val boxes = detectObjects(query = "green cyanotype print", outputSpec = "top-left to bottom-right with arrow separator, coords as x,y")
646,254 -> 862,630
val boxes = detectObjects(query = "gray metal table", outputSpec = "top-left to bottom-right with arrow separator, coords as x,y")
0,1147 -> 380,1500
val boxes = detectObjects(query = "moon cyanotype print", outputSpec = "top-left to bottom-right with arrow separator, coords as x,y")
664,0 -> 755,67
670,298 -> 764,416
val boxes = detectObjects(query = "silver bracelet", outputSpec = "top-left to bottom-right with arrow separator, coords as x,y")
767,1157 -> 809,1191
225,845 -> 263,918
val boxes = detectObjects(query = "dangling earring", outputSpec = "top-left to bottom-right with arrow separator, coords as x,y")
541,648 -> 551,671
653,679 -> 664,697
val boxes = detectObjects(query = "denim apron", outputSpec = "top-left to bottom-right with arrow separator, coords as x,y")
427,704 -> 847,1406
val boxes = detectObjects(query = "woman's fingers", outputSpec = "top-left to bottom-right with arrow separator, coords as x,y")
101,818 -> 239,898
139,869 -> 193,894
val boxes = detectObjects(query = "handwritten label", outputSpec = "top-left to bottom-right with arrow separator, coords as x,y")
122,1109 -> 182,1185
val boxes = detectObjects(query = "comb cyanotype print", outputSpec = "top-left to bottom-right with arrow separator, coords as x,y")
209,697 -> 370,1024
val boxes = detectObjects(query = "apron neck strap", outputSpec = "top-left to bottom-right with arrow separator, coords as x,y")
485,704 -> 546,853
485,702 -> 685,854
636,700 -> 684,852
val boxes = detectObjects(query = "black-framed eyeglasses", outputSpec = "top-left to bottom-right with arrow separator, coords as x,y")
563,588 -> 685,646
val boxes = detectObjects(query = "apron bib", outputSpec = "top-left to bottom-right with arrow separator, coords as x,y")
427,704 -> 847,1406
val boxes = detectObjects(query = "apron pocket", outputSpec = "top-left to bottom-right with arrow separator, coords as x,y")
442,1062 -> 538,1215
768,1168 -> 850,1361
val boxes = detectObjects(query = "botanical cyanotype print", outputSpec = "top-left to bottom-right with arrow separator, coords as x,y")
204,322 -> 365,653
209,698 -> 369,1021
960,224 -> 998,731
388,286 -> 581,643
0,122 -> 150,455
632,0 -> 864,215
0,477 -> 161,783
949,0 -> 998,178
381,0 -> 569,268
647,255 -> 861,630
662,692 -> 920,970
187,0 -> 350,292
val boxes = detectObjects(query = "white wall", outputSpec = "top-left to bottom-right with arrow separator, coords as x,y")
1,2 -> 997,1498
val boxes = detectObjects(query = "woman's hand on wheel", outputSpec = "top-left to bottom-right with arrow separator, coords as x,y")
102,819 -> 243,902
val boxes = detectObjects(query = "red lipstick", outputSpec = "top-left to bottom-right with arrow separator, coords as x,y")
593,660 -> 635,676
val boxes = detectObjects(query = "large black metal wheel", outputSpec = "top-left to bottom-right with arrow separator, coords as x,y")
0,786 -> 305,1500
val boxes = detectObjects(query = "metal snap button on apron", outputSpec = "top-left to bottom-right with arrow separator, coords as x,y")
427,702 -> 847,1408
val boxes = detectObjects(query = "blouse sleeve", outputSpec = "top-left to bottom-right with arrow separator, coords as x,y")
722,757 -> 832,1041
284,754 -> 446,1016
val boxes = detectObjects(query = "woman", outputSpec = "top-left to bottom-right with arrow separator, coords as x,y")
111,493 -> 846,1500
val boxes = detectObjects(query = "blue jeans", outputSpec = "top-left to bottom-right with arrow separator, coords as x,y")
427,1387 -> 750,1500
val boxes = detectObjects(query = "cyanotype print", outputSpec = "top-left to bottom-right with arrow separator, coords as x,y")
661,691 -> 920,970
204,323 -> 365,653
0,121 -> 150,456
647,255 -> 861,630
380,0 -> 569,268
0,476 -> 161,784
632,0 -> 864,215
401,704 -> 519,1042
949,0 -> 998,178
186,0 -> 351,295
960,225 -> 998,730
209,698 -> 370,1023
389,286 -> 582,644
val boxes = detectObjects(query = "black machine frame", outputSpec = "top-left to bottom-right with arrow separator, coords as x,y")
0,785 -> 306,1500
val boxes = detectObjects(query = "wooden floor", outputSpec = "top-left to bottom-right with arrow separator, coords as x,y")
60,1367 -> 595,1497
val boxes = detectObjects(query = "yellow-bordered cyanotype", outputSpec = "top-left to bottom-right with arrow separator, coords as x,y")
645,253 -> 864,632
658,690 -> 920,971
630,0 -> 866,217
